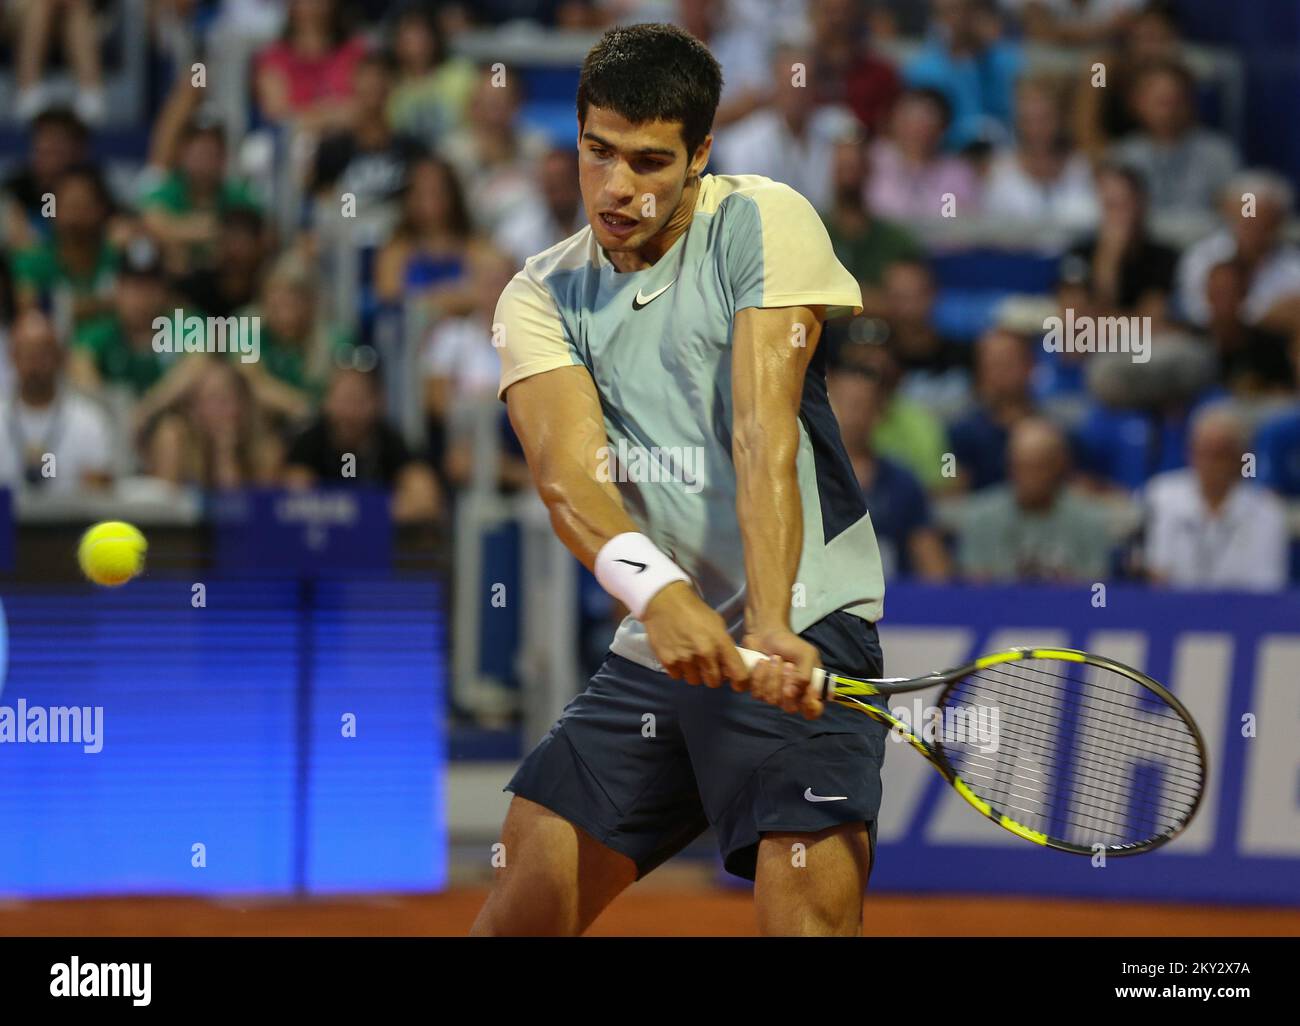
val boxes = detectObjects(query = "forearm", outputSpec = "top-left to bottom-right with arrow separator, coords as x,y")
734,416 -> 803,633
536,468 -> 642,573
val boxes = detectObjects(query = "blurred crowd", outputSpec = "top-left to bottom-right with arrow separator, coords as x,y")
0,0 -> 1298,591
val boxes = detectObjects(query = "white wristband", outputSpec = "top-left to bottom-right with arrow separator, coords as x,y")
594,532 -> 691,619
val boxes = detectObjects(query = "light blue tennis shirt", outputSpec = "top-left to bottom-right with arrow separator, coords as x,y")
496,173 -> 885,671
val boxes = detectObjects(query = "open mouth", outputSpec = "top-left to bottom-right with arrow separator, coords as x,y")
599,212 -> 639,235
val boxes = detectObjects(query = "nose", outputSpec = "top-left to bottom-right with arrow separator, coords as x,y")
603,158 -> 637,208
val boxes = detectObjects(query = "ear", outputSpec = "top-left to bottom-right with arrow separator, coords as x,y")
689,133 -> 713,178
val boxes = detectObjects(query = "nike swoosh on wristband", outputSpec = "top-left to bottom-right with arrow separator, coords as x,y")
803,788 -> 848,802
632,280 -> 675,309
615,558 -> 648,573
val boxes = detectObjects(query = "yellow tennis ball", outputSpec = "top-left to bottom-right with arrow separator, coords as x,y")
77,521 -> 148,587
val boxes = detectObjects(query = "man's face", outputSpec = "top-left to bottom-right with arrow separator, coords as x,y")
180,133 -> 225,189
1009,428 -> 1064,509
1133,72 -> 1187,135
326,372 -> 379,438
827,368 -> 880,441
354,64 -> 391,116
116,275 -> 166,330
977,331 -> 1032,402
12,315 -> 62,395
1231,198 -> 1283,259
1191,418 -> 1242,496
884,263 -> 934,327
31,124 -> 83,183
55,176 -> 105,237
578,105 -> 707,254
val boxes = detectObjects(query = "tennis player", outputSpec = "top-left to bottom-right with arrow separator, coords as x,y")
471,24 -> 887,937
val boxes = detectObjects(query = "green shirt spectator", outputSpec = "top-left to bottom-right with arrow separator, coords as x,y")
957,486 -> 1114,583
72,316 -> 171,395
872,395 -> 950,489
140,170 -> 261,218
11,238 -> 117,302
824,214 -> 923,289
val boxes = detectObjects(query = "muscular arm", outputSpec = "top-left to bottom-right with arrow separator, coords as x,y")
731,304 -> 823,634
731,304 -> 829,717
505,364 -> 639,570
506,364 -> 747,687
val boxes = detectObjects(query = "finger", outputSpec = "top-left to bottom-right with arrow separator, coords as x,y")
682,658 -> 702,686
757,655 -> 782,704
699,650 -> 721,688
721,646 -> 750,692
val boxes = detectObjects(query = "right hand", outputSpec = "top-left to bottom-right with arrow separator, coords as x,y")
641,582 -> 750,689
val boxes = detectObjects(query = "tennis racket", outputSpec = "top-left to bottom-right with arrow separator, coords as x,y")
737,645 -> 1207,856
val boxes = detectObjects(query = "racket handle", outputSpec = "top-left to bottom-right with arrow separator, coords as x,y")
735,647 -> 831,701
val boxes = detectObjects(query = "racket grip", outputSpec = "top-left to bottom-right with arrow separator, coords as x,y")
735,647 -> 831,701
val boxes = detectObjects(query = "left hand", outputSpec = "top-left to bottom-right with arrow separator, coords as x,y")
741,627 -> 825,720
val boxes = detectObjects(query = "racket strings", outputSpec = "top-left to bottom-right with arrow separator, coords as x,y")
936,660 -> 1204,849
952,678 -> 1205,797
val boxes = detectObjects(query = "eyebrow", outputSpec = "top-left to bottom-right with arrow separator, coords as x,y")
581,131 -> 678,160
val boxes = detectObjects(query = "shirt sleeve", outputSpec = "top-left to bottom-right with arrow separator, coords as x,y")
494,266 -> 577,399
725,181 -> 863,317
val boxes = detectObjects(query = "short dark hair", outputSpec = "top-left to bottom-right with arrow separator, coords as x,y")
30,106 -> 89,145
577,23 -> 723,159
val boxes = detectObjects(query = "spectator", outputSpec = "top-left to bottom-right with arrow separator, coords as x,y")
373,156 -> 475,310
67,236 -> 176,398
1071,2 -> 1183,160
1142,405 -> 1288,591
11,163 -> 122,332
494,148 -> 586,267
982,75 -> 1098,235
1063,163 -> 1178,324
1108,61 -> 1239,219
957,417 -> 1113,582
145,357 -> 283,490
10,0 -> 107,124
2,108 -> 90,250
175,207 -> 272,319
675,0 -> 771,130
439,70 -> 551,237
837,337 -> 951,491
808,0 -> 902,136
140,85 -> 262,275
1002,0 -> 1144,46
1200,259 -> 1294,397
1176,171 -> 1300,334
423,244 -> 529,491
285,367 -> 442,523
254,0 -> 368,134
882,259 -> 972,419
0,309 -> 113,496
905,0 -> 1021,151
387,5 -> 479,146
866,88 -> 981,223
243,254 -> 351,422
949,327 -> 1038,491
714,44 -> 859,212
821,135 -> 923,319
827,358 -> 952,580
309,51 -> 429,211
1255,334 -> 1300,497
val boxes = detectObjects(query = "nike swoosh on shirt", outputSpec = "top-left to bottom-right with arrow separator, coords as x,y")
803,788 -> 848,802
631,280 -> 675,309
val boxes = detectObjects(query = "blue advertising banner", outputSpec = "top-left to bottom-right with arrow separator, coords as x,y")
0,578 -> 445,898
211,488 -> 394,577
869,584 -> 1300,905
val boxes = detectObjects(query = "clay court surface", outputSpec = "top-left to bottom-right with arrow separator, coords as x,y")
3,887 -> 1297,937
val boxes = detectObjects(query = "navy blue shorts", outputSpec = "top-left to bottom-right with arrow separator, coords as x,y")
505,610 -> 889,882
